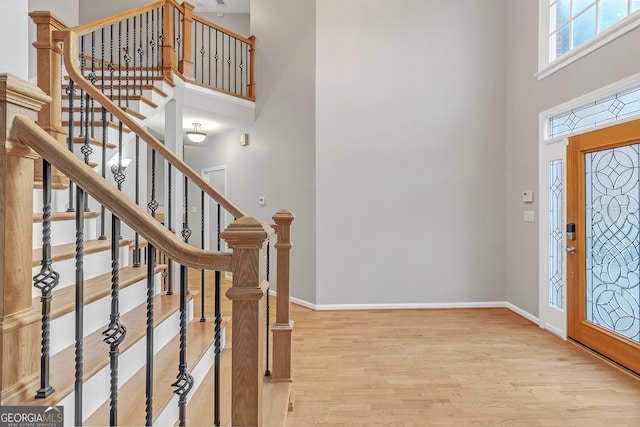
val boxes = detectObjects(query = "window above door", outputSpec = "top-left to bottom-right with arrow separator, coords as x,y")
538,0 -> 640,79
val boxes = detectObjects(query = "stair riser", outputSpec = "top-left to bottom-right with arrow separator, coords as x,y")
49,273 -> 162,355
33,218 -> 98,249
32,246 -> 130,298
57,301 -> 191,425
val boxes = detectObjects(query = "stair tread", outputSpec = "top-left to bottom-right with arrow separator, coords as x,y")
33,211 -> 101,223
7,292 -> 192,407
85,316 -> 215,426
72,136 -> 117,150
32,238 -> 133,267
262,379 -> 293,427
31,264 -> 166,322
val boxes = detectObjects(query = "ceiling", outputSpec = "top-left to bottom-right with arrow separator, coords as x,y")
192,0 -> 250,14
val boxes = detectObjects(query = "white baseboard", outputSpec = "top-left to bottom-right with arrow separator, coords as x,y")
539,322 -> 567,340
504,302 -> 540,324
277,293 -> 540,323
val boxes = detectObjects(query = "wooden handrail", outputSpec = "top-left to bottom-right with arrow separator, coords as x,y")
53,28 -> 246,219
191,13 -> 254,45
11,114 -> 233,272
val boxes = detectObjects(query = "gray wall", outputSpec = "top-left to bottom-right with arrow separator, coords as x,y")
505,0 -> 640,316
185,0 -> 317,303
195,13 -> 250,38
315,0 -> 508,305
80,0 -> 147,23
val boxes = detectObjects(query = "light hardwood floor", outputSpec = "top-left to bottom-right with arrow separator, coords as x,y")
286,306 -> 640,427
188,271 -> 640,426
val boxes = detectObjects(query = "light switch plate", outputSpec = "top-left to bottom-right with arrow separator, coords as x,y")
524,210 -> 535,222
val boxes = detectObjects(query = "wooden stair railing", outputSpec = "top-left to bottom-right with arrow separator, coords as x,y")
10,111 -> 274,425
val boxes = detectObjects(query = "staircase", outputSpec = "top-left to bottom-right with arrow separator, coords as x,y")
0,1 -> 294,426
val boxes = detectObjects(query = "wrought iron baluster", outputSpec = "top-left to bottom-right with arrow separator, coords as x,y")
103,215 -> 127,426
214,202 -> 222,427
167,163 -> 174,295
148,149 -> 159,219
240,41 -> 245,96
109,24 -> 115,121
208,26 -> 211,86
172,265 -> 194,427
200,190 -> 205,322
34,160 -> 59,399
234,38 -> 237,94
66,79 -> 75,212
227,35 -> 231,92
117,22 -> 122,108
124,18 -> 131,107
74,184 -> 86,426
145,242 -> 156,426
265,240 -> 271,377
133,15 -> 137,96
221,33 -> 224,91
138,13 -> 145,94
146,11 -> 150,84
215,30 -> 219,89
100,27 -> 107,240
133,135 -> 141,267
151,9 -> 156,80
160,7 -> 165,76
182,176 -> 192,245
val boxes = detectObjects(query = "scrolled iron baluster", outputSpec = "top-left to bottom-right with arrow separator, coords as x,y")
103,215 -> 127,426
133,135 -> 141,267
34,160 -> 60,400
145,243 -> 156,426
165,163 -> 174,295
66,80 -> 76,212
74,184 -> 86,426
181,176 -> 192,243
200,190 -> 206,323
172,266 -> 194,427
214,202 -> 222,427
159,7 -> 165,76
265,240 -> 271,377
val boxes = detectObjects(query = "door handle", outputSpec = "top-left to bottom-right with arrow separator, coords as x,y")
566,246 -> 576,254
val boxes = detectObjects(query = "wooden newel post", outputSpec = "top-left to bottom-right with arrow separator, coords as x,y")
271,210 -> 295,381
221,216 -> 274,426
29,11 -> 68,189
179,2 -> 195,79
162,0 -> 176,84
0,74 -> 51,403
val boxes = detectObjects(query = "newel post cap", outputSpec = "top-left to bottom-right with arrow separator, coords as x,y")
272,209 -> 295,225
220,216 -> 274,249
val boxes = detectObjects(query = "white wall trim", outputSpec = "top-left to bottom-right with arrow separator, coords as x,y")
504,302 -> 540,325
281,293 -> 540,324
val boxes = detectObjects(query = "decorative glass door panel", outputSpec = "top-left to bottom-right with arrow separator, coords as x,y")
567,119 -> 640,374
584,146 -> 640,343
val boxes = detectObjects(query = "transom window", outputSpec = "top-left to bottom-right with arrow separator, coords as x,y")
550,0 -> 640,61
540,0 -> 640,78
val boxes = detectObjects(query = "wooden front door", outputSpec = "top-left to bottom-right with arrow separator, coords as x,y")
567,119 -> 640,374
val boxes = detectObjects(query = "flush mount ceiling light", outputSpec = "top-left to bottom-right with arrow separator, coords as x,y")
186,123 -> 207,143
